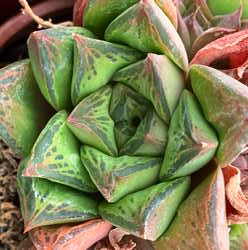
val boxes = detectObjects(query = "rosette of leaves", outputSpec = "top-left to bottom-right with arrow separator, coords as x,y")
0,0 -> 248,249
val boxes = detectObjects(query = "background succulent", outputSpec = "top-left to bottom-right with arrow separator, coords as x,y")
0,0 -> 248,249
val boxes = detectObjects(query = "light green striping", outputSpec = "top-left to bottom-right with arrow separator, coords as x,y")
25,111 -> 97,192
68,86 -> 118,156
81,145 -> 161,202
17,158 -> 98,232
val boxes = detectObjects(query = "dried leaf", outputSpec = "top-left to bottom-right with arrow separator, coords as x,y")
29,220 -> 112,250
222,165 -> 248,224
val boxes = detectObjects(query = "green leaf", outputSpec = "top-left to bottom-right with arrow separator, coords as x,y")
81,145 -> 162,202
23,110 -> 96,192
71,35 -> 143,105
230,224 -> 248,250
0,59 -> 51,157
120,109 -> 168,157
160,90 -> 218,180
67,85 -> 118,156
28,27 -> 95,110
208,0 -> 248,19
81,0 -> 139,36
109,83 -> 151,149
153,168 -> 229,250
99,177 -> 190,240
113,54 -> 185,124
105,0 -> 188,71
81,0 -> 177,36
190,65 -> 248,167
17,158 -> 98,233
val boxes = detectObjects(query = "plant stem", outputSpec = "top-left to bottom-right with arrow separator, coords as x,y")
19,0 -> 73,29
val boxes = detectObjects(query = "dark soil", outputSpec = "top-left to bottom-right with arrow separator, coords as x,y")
0,141 -> 24,250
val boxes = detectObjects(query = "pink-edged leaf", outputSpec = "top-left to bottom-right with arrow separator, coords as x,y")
73,0 -> 87,26
191,27 -> 236,57
29,220 -> 112,250
213,7 -> 242,29
177,10 -> 191,53
184,11 -> 204,44
222,165 -> 248,224
190,29 -> 248,69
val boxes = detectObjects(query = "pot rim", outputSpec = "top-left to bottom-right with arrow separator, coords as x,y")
0,0 -> 74,51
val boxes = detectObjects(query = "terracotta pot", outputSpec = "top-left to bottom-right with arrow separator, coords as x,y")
0,0 -> 74,51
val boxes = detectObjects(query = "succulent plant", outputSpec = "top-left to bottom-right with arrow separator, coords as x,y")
1,0 -> 248,249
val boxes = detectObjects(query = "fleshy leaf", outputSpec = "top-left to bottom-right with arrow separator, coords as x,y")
184,11 -> 204,45
191,27 -> 236,57
28,27 -> 95,110
190,29 -> 248,68
99,177 -> 190,241
71,34 -> 143,105
113,54 -> 185,124
81,145 -> 161,202
160,90 -> 218,180
0,59 -> 51,157
120,109 -> 168,157
110,83 -> 151,149
76,0 -> 177,36
229,224 -> 248,250
29,220 -> 112,250
177,9 -> 191,54
105,0 -> 188,71
190,65 -> 248,167
207,0 -> 248,19
153,167 -> 229,250
17,158 -> 98,232
23,110 -> 96,192
213,7 -> 242,29
67,86 -> 118,156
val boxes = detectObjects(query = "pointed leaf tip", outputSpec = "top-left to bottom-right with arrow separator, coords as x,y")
105,0 -> 188,71
68,86 -> 118,156
160,89 -> 218,180
17,158 -> 98,232
81,145 -> 161,202
99,177 -> 190,241
190,64 -> 248,167
154,167 -> 229,250
24,110 -> 97,192
28,27 -> 95,110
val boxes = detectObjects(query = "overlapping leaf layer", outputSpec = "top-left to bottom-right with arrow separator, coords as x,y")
1,0 -> 248,249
